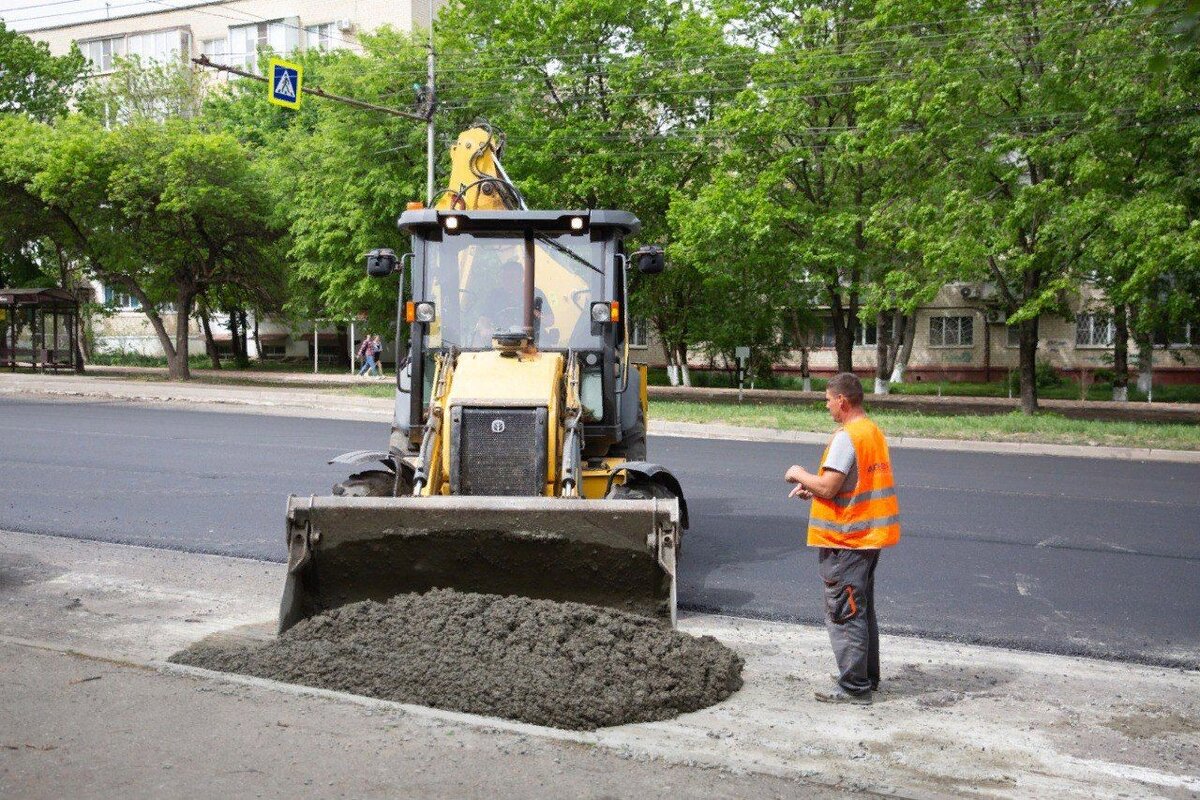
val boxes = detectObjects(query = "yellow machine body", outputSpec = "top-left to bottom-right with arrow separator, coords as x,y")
278,129 -> 679,635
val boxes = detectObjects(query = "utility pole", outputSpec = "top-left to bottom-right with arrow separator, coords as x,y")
426,0 -> 436,205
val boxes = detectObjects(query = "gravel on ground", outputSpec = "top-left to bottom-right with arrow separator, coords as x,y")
170,588 -> 744,731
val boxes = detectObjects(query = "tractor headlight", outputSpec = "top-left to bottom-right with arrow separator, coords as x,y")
590,302 -> 611,323
443,216 -> 460,231
415,301 -> 436,323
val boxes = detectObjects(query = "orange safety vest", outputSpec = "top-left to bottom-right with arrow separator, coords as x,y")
807,416 -> 901,549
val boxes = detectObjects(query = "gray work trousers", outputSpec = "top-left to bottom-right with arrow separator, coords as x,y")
818,547 -> 881,695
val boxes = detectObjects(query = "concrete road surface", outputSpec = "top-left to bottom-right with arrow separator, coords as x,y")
1,396 -> 1198,667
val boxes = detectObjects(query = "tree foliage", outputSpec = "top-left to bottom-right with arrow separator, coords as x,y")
2,1 -> 1196,397
0,21 -> 85,122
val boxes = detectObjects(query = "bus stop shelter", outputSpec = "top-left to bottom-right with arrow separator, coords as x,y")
0,287 -> 80,372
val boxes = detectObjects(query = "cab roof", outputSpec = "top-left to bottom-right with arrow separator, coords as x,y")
397,209 -> 641,236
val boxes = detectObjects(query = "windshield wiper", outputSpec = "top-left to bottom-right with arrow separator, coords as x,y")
535,234 -> 603,276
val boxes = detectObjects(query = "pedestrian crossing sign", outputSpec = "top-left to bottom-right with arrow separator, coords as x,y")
268,58 -> 302,110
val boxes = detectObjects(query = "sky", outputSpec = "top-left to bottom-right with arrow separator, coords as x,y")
0,0 -> 215,33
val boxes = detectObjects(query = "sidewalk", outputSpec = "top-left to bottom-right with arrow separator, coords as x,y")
2,530 -> 1197,799
3,370 -> 1198,463
80,364 -> 1200,424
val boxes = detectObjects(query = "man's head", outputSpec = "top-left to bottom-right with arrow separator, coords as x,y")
824,372 -> 864,423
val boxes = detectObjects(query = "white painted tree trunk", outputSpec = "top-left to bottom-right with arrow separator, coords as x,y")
666,364 -> 679,386
1136,337 -> 1153,394
1112,385 -> 1128,402
890,362 -> 906,383
680,360 -> 692,387
802,376 -> 812,392
874,377 -> 890,395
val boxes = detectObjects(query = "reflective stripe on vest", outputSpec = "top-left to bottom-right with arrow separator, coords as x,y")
807,417 -> 901,549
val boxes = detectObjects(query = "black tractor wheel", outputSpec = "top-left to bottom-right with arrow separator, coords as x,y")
606,477 -> 682,555
608,406 -> 647,461
332,469 -> 411,497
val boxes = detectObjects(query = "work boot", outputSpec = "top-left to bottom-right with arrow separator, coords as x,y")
825,676 -> 883,695
814,687 -> 873,705
830,674 -> 880,693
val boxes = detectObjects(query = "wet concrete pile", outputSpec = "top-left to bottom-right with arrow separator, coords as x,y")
171,589 -> 743,731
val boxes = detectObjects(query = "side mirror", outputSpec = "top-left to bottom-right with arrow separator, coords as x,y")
632,245 -> 665,275
366,248 -> 398,278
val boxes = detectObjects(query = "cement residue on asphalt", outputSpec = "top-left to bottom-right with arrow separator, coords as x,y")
170,589 -> 743,730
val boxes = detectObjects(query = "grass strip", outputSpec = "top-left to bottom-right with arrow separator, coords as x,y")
648,399 -> 1200,451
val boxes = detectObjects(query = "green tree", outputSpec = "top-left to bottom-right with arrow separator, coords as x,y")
0,21 -> 85,122
78,55 -> 206,124
437,0 -> 737,369
8,117 -> 286,379
874,0 -> 1164,412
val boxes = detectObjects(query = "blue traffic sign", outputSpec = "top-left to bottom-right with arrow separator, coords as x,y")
268,58 -> 302,109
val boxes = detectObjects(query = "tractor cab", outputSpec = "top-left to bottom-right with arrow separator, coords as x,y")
384,209 -> 662,460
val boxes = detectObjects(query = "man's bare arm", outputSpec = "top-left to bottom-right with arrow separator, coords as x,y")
784,465 -> 848,499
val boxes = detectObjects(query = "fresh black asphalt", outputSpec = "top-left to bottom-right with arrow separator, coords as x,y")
2,396 -> 1197,667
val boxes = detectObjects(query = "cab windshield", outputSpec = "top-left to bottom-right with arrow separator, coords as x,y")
421,231 -> 605,350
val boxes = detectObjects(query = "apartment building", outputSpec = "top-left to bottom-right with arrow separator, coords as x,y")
6,0 -> 435,65
640,282 -> 1200,385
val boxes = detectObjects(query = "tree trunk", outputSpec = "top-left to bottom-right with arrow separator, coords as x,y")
676,343 -> 691,387
72,302 -> 86,374
828,286 -> 854,373
225,306 -> 240,368
834,312 -> 854,372
1135,331 -> 1153,395
236,310 -> 251,368
171,300 -> 192,380
198,298 -> 221,370
800,346 -> 812,392
132,289 -> 180,378
890,315 -> 915,383
252,314 -> 261,360
1112,304 -> 1128,402
874,311 -> 892,395
663,344 -> 678,386
1017,316 -> 1039,414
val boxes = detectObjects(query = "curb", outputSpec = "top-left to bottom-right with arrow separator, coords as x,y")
648,420 -> 1200,463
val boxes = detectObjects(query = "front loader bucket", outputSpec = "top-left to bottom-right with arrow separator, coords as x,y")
279,495 -> 679,634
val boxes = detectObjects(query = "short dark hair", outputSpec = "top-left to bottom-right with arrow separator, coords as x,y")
826,372 -> 864,406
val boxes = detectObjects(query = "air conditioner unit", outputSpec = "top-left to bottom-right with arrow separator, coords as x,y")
985,308 -> 1006,324
335,18 -> 353,31
959,285 -> 981,301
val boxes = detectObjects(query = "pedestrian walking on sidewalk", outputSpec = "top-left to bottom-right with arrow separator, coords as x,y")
357,335 -> 376,377
784,372 -> 901,705
369,334 -> 384,378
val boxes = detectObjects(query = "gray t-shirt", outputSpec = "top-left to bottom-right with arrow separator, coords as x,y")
820,430 -> 858,495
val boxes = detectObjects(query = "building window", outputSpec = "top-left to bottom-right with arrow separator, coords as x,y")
103,286 -> 141,310
854,320 -> 877,347
228,20 -> 298,73
1154,321 -> 1198,347
82,36 -> 124,72
202,37 -> 228,60
1005,324 -> 1021,348
630,318 -> 648,348
260,343 -> 287,358
304,22 -> 344,51
930,315 -> 973,347
1076,313 -> 1115,347
126,29 -> 190,64
817,319 -> 836,348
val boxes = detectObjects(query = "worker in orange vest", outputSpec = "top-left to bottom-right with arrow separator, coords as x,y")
785,372 -> 901,705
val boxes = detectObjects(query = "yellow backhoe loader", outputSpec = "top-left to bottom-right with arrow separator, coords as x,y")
279,127 -> 687,632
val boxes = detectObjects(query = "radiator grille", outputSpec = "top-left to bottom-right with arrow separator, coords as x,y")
451,407 -> 548,496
